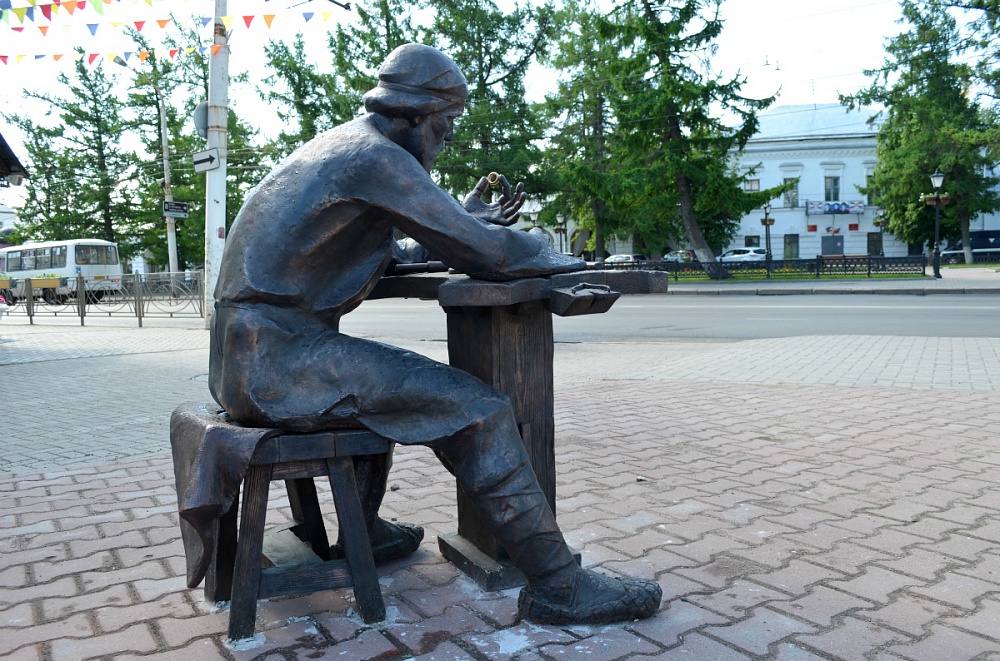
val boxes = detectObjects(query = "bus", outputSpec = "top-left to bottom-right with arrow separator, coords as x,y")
0,238 -> 124,304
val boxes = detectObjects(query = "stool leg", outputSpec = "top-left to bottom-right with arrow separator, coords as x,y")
228,464 -> 271,641
285,478 -> 331,561
326,457 -> 385,624
204,485 -> 239,603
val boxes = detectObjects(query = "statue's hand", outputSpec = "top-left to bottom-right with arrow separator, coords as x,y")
462,173 -> 526,227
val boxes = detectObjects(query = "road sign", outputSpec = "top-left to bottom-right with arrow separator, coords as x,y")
192,147 -> 220,173
163,201 -> 190,218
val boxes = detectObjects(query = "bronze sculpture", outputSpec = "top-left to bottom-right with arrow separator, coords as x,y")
207,43 -> 661,624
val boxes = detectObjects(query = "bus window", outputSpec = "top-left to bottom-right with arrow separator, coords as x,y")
76,245 -> 119,265
22,250 -> 35,270
6,251 -> 20,271
53,246 -> 67,268
36,249 -> 52,270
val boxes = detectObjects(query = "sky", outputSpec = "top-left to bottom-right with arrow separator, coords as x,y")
0,0 -> 907,211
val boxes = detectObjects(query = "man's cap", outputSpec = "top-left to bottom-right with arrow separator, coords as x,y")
364,43 -> 468,119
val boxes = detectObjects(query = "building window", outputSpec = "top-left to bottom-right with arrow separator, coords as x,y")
825,176 -> 840,202
744,178 -> 760,193
784,234 -> 799,259
745,235 -> 761,247
783,178 -> 799,208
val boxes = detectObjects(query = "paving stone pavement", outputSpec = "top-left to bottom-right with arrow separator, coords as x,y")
1,291 -> 999,660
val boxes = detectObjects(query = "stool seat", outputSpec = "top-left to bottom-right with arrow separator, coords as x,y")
171,406 -> 390,641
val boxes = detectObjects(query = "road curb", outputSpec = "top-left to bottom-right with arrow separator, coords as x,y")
666,286 -> 1000,296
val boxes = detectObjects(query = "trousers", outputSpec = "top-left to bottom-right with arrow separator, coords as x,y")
209,303 -> 577,584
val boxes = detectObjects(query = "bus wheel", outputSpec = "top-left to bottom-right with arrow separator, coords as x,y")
944,255 -> 963,265
86,291 -> 105,303
42,289 -> 65,305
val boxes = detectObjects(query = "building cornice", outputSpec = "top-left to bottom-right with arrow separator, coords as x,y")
739,146 -> 877,162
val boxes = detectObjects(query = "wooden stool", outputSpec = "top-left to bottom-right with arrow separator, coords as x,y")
206,426 -> 390,640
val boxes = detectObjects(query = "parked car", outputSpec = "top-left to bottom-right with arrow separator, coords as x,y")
662,250 -> 695,263
604,254 -> 647,263
940,230 -> 1000,264
719,248 -> 767,262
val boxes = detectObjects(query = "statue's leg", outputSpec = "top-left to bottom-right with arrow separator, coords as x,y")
330,445 -> 424,564
432,406 -> 662,625
213,319 -> 659,623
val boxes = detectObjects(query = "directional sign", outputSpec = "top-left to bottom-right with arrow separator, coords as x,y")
163,201 -> 190,218
192,148 -> 220,173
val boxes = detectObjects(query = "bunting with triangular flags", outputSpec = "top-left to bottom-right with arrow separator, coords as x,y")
1,3 -> 348,65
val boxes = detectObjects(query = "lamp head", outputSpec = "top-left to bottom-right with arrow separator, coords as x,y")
930,169 -> 944,190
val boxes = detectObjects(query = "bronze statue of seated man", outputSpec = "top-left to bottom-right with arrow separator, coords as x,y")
209,42 -> 661,625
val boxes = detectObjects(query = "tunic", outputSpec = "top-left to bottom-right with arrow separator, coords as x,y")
209,114 -> 583,443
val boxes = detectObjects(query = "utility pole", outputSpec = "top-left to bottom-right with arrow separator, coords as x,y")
113,55 -> 179,274
204,0 -> 229,329
152,73 -> 179,274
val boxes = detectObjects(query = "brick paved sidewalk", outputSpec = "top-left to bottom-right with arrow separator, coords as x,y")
3,379 -> 1000,660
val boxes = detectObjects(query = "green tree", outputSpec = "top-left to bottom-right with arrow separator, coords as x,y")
258,1 -> 420,159
593,0 -> 779,263
119,31 -> 190,268
11,51 -> 140,251
261,34 -> 361,157
6,115 -> 91,244
333,0 -> 424,97
125,26 -> 266,270
427,0 -> 557,197
944,1 -> 1000,105
843,0 -> 1000,261
541,0 -> 624,259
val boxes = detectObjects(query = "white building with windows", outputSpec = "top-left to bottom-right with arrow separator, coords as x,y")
731,103 -> 898,258
728,103 -> 1000,259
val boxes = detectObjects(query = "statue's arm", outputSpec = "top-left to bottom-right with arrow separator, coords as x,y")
365,157 -> 584,281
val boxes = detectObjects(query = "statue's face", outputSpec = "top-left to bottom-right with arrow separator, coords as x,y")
403,105 -> 464,172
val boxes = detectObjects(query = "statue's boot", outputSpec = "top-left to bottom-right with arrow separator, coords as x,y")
330,447 -> 424,564
439,415 -> 662,625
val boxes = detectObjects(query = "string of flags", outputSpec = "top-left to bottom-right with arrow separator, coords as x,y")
0,45 -> 223,66
1,0 -> 347,65
3,0 -> 165,22
0,0 -> 344,34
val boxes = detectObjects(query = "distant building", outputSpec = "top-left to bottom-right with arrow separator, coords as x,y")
0,204 -> 16,246
728,103 -> 1000,258
0,130 -> 28,189
1,129 -> 27,248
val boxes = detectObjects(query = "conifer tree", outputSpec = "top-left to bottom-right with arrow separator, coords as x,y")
426,0 -> 557,197
844,0 -> 1000,261
543,0 -> 779,263
12,52 -> 139,250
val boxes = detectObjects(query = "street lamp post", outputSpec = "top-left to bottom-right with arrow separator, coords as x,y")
930,169 -> 944,279
760,203 -> 774,279
873,214 -> 888,257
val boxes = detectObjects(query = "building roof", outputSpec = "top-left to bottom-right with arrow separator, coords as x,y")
0,130 -> 28,183
752,103 -> 882,142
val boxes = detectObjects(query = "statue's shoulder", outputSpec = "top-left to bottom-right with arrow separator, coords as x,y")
314,117 -> 391,151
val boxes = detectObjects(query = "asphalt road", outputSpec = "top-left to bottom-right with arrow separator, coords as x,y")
342,294 -> 1000,343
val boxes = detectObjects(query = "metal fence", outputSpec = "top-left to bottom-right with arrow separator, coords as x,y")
599,255 -> 928,280
1,273 -> 205,326
0,256 -> 930,326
